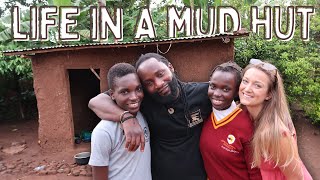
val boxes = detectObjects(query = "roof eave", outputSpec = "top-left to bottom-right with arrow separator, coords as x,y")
3,33 -> 249,56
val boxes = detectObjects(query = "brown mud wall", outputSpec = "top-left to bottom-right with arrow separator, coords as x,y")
31,39 -> 234,152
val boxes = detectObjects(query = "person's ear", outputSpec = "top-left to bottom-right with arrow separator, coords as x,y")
265,95 -> 272,101
109,90 -> 115,100
168,63 -> 175,73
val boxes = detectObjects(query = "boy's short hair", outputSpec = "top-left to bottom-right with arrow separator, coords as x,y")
107,63 -> 136,89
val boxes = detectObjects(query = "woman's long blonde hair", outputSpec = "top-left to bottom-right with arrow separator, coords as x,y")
243,65 -> 299,169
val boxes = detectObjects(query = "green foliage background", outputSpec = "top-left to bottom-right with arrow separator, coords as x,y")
0,0 -> 319,124
233,0 -> 320,124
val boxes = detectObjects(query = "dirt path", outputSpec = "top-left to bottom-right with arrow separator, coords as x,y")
293,109 -> 320,179
0,120 -> 91,179
0,108 -> 319,180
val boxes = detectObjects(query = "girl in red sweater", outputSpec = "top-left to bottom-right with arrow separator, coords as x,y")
200,62 -> 262,180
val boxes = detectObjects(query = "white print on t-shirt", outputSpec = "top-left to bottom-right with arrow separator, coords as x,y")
187,109 -> 203,127
220,139 -> 239,154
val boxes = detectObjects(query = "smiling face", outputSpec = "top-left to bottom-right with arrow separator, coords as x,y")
137,58 -> 179,104
239,68 -> 272,112
110,73 -> 144,115
208,71 -> 238,110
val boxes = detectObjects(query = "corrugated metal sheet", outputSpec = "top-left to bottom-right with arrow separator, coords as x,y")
3,32 -> 249,56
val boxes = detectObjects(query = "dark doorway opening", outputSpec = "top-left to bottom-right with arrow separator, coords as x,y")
68,69 -> 100,135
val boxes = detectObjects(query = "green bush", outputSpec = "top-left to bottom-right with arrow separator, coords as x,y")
0,45 -> 37,121
235,34 -> 320,124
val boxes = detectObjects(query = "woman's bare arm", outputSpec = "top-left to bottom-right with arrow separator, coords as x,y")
279,133 -> 304,180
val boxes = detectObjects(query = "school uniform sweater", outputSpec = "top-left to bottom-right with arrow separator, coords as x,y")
200,104 -> 261,180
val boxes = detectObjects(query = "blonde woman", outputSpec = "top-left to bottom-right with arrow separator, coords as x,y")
239,59 -> 312,180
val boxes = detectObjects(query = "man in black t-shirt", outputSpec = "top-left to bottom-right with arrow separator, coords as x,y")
89,53 -> 211,180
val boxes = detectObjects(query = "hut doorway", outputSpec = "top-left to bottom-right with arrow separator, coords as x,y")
68,69 -> 101,136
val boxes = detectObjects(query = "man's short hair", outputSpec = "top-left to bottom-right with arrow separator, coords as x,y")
135,53 -> 170,69
107,63 -> 136,89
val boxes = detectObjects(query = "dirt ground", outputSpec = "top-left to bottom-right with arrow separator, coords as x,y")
0,119 -> 92,180
0,108 -> 319,180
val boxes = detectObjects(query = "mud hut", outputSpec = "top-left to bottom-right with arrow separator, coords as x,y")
4,32 -> 248,152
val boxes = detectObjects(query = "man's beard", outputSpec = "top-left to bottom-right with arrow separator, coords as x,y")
149,75 -> 180,104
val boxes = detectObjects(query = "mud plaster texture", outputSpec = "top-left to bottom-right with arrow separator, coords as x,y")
31,39 -> 234,152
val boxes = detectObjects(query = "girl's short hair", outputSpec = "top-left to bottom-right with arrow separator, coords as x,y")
210,61 -> 243,90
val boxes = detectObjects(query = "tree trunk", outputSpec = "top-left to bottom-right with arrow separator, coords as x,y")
190,0 -> 194,10
98,0 -> 105,6
14,74 -> 25,120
